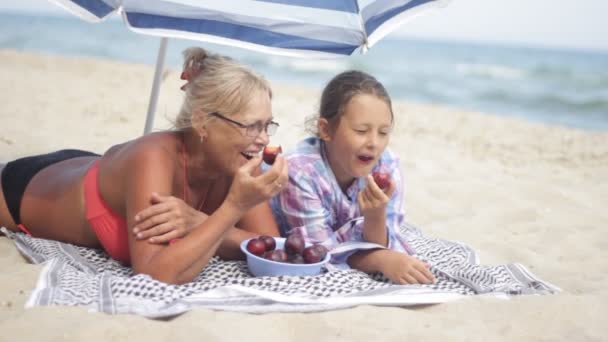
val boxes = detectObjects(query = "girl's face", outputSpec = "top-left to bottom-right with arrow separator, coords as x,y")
204,90 -> 274,175
320,94 -> 392,190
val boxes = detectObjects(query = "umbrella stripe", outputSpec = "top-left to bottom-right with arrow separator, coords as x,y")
364,0 -> 436,36
253,0 -> 359,13
122,1 -> 363,32
125,12 -> 359,55
362,0 -> 415,21
364,0 -> 448,47
119,1 -> 364,45
56,0 -> 114,19
49,0 -> 449,57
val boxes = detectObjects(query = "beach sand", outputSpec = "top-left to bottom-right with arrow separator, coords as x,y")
1,49 -> 607,341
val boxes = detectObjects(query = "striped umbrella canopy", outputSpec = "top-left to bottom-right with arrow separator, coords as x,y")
49,0 -> 450,132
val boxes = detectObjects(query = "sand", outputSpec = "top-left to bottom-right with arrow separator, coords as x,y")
0,49 -> 607,341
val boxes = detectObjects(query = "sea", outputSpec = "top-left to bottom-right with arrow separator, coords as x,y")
1,12 -> 607,131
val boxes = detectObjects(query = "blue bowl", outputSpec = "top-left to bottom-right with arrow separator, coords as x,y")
240,237 -> 330,277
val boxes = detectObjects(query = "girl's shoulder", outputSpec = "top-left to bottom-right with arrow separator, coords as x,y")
379,147 -> 400,164
288,137 -> 322,154
284,137 -> 324,167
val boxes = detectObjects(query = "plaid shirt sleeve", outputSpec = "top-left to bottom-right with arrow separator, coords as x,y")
384,156 -> 407,252
278,167 -> 341,249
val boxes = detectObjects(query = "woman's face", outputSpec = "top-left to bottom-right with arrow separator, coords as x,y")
205,90 -> 274,175
321,94 -> 392,189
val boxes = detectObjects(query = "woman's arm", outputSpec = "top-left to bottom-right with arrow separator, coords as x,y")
215,201 -> 280,260
123,146 -> 287,284
130,174 -> 280,260
124,146 -> 241,284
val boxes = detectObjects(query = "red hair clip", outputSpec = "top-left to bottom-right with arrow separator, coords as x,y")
180,71 -> 190,91
180,64 -> 201,91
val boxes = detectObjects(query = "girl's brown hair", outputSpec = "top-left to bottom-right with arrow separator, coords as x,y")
306,70 -> 393,135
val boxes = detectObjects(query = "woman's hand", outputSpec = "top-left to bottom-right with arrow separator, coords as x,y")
380,250 -> 436,285
132,192 -> 208,243
357,175 -> 396,220
225,156 -> 288,213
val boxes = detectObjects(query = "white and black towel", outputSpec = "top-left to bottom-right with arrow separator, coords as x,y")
1,223 -> 559,318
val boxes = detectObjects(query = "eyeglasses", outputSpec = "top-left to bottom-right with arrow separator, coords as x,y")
209,112 -> 279,137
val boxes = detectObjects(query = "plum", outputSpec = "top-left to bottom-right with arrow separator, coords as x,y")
246,238 -> 266,256
262,145 -> 282,165
302,245 -> 324,264
284,234 -> 305,255
372,171 -> 391,190
264,249 -> 288,262
311,244 -> 328,261
288,253 -> 305,264
258,235 -> 276,251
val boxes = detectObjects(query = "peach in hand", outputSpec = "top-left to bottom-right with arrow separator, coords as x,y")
262,145 -> 282,165
372,171 -> 391,190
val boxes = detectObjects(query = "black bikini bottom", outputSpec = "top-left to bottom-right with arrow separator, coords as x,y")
1,149 -> 100,224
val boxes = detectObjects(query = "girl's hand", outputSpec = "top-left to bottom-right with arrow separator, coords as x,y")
357,175 -> 396,220
132,192 -> 208,243
225,156 -> 288,213
380,250 -> 436,285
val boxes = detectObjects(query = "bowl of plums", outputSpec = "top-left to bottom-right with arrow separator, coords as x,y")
240,234 -> 330,277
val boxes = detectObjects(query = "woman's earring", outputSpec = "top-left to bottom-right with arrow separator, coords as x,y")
200,136 -> 206,143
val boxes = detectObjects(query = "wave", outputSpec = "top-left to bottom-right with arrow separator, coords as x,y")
477,89 -> 608,114
2,12 -> 608,130
455,63 -> 525,80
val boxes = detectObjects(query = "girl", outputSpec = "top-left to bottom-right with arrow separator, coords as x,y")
271,70 -> 434,285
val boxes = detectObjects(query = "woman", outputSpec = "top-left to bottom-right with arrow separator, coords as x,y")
0,47 -> 287,284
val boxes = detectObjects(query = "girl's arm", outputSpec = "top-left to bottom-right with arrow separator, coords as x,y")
383,158 -> 406,249
357,155 -> 406,250
347,249 -> 435,284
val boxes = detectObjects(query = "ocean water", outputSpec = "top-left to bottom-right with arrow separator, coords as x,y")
1,13 -> 607,130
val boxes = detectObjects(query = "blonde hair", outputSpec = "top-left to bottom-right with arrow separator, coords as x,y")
174,47 -> 272,130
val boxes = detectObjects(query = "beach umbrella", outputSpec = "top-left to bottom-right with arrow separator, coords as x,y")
49,0 -> 450,134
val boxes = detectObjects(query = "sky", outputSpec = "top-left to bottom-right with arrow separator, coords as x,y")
1,0 -> 607,52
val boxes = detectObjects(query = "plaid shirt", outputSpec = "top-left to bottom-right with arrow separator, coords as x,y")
270,137 -> 413,266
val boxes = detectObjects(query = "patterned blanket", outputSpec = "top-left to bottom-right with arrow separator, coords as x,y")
1,223 -> 559,317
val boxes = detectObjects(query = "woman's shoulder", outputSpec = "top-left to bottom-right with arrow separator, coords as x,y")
104,131 -> 182,167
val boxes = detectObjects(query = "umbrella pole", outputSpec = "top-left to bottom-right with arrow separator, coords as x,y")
143,37 -> 169,135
